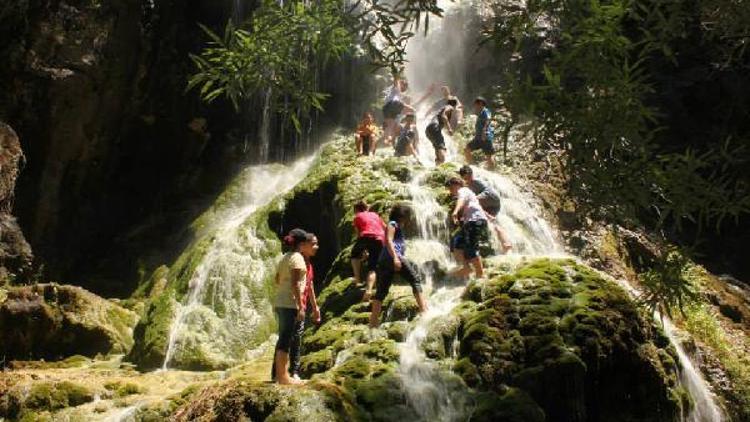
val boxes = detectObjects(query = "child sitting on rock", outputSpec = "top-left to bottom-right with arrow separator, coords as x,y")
394,113 -> 419,159
369,204 -> 428,328
355,112 -> 378,157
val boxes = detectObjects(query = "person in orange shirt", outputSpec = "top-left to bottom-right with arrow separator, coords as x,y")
355,112 -> 379,156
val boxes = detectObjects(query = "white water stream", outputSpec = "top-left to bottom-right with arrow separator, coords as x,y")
161,155 -> 317,369
390,2 -> 724,420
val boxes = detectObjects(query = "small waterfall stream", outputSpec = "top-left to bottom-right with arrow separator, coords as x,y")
161,155 -> 317,369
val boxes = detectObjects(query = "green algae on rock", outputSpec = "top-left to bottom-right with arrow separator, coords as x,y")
0,284 -> 138,362
456,258 -> 686,421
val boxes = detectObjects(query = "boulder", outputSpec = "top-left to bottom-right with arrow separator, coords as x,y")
0,123 -> 32,284
0,283 -> 138,362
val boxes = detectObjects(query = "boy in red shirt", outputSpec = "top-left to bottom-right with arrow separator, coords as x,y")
351,200 -> 386,301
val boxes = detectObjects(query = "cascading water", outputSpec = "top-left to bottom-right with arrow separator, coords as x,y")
390,2 -> 724,420
161,154 -> 317,369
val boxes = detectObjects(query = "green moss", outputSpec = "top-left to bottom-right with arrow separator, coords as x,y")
300,348 -> 336,378
456,258 -> 683,421
127,291 -> 176,369
104,381 -> 146,398
24,381 -> 94,412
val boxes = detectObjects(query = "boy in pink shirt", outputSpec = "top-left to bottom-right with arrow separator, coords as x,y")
351,200 -> 386,301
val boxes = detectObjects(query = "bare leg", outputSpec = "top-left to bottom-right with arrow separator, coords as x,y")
469,257 -> 484,278
436,148 -> 446,165
369,300 -> 383,328
449,249 -> 472,279
486,153 -> 496,169
274,351 -> 298,384
355,135 -> 363,155
351,257 -> 362,285
464,147 -> 473,164
370,136 -> 378,155
493,223 -> 513,254
363,271 -> 376,302
414,292 -> 428,313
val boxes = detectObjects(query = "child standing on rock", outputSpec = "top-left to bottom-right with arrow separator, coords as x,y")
394,113 -> 419,159
464,96 -> 496,169
351,200 -> 386,302
369,204 -> 428,328
425,97 -> 458,165
447,177 -> 489,279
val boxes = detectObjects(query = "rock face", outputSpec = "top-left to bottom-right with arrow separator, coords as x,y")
0,283 -> 138,362
0,1 -> 378,298
166,138 -> 686,421
0,123 -> 33,284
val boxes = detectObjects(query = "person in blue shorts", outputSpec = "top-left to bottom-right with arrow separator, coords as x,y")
464,96 -> 496,169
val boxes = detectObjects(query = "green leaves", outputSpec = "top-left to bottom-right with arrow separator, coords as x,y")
188,0 -> 353,127
187,0 -> 445,132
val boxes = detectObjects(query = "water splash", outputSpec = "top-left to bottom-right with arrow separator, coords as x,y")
162,154 -> 317,369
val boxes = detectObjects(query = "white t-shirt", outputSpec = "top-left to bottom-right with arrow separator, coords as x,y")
458,187 -> 487,222
273,252 -> 307,309
385,84 -> 401,103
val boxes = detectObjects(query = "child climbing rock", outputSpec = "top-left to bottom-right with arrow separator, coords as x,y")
394,113 -> 419,159
446,177 -> 489,279
459,165 -> 512,253
355,112 -> 378,156
369,204 -> 428,328
425,97 -> 458,165
464,96 -> 496,169
351,200 -> 386,302
272,229 -> 320,384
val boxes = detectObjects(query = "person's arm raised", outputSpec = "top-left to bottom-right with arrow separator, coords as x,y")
386,224 -> 401,270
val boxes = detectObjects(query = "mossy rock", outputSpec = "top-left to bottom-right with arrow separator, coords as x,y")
382,286 -> 420,322
457,258 -> 684,422
171,379 -> 356,421
127,291 -> 177,369
422,313 -> 460,359
0,284 -> 138,362
300,348 -> 336,378
0,381 -> 95,419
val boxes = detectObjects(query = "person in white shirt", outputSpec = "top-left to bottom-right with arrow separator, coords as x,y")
446,177 -> 489,279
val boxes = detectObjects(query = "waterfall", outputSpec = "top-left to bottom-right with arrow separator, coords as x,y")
161,154 -> 317,369
392,2 -> 724,420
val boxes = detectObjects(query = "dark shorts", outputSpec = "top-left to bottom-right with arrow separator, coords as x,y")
275,307 -> 299,352
394,137 -> 412,156
361,135 -> 372,153
383,100 -> 405,119
451,220 -> 488,260
477,193 -> 501,216
374,255 -> 423,302
467,135 -> 495,154
351,236 -> 384,272
425,122 -> 446,151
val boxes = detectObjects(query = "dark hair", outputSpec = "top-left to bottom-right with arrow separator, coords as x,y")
283,228 -> 315,251
458,165 -> 473,177
446,176 -> 464,187
447,97 -> 458,108
354,200 -> 369,213
388,203 -> 412,223
474,96 -> 487,106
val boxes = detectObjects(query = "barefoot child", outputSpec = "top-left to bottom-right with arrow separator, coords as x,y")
369,204 -> 428,328
394,113 -> 419,159
351,200 -> 386,301
425,97 -> 458,165
355,112 -> 378,156
272,229 -> 321,384
459,165 -> 512,253
464,97 -> 496,168
446,177 -> 489,279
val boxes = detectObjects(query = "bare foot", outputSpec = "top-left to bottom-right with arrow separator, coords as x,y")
277,377 -> 303,385
502,243 -> 513,254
